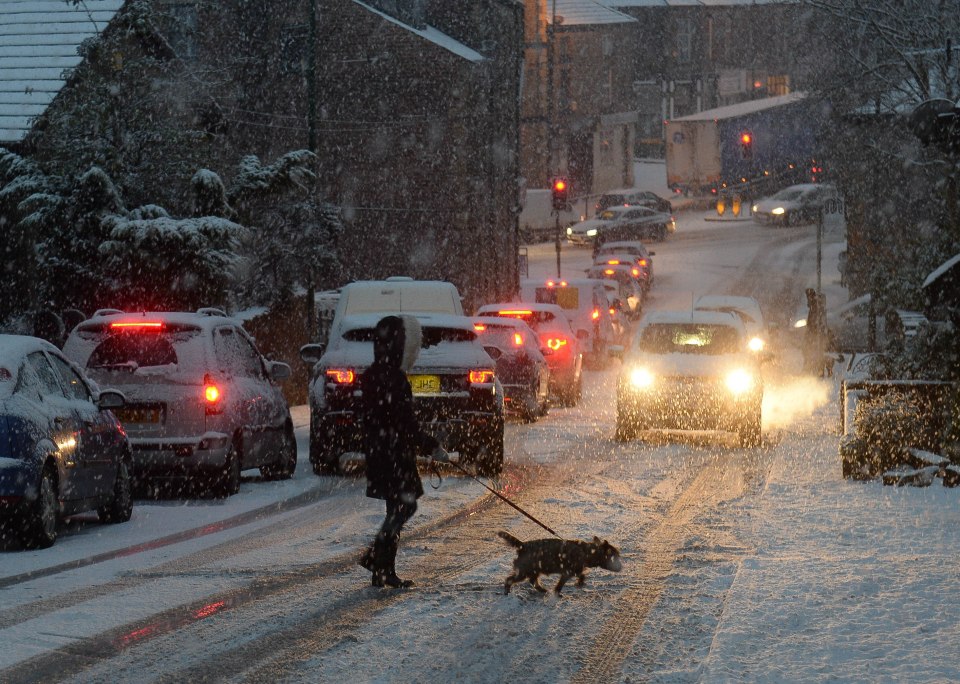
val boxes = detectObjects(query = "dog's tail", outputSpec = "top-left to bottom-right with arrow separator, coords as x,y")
497,531 -> 523,548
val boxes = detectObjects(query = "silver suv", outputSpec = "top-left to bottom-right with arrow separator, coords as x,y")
63,309 -> 295,496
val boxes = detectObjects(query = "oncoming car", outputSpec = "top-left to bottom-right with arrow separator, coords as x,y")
62,310 -> 296,497
751,183 -> 839,226
301,313 -> 504,476
616,310 -> 763,447
0,335 -> 132,548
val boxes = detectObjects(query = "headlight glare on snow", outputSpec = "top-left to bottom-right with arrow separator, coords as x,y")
725,369 -> 754,395
629,367 -> 654,389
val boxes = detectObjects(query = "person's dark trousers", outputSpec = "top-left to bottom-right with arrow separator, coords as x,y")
368,498 -> 417,580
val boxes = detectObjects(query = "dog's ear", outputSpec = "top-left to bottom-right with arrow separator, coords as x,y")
593,536 -> 601,543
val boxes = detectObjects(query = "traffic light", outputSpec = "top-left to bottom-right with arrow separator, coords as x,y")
551,177 -> 569,211
740,132 -> 753,160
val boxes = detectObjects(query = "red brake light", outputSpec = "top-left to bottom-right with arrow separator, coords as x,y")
546,280 -> 555,287
469,370 -> 495,384
639,258 -> 648,266
513,332 -> 523,347
546,337 -> 568,351
326,369 -> 355,384
111,321 -> 164,330
591,309 -> 600,320
203,374 -> 223,414
498,309 -> 532,317
606,259 -> 621,265
474,323 -> 486,331
632,268 -> 640,277
604,268 -> 615,275
609,308 -> 616,316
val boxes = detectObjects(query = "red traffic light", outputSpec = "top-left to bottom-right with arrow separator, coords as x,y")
553,179 -> 567,192
551,177 -> 569,210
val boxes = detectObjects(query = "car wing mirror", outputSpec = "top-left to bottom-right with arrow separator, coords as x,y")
269,361 -> 292,382
300,343 -> 325,365
97,389 -> 126,410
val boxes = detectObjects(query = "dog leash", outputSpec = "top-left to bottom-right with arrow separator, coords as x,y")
448,460 -> 561,538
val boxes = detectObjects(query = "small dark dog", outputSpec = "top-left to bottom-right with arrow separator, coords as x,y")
497,531 -> 623,595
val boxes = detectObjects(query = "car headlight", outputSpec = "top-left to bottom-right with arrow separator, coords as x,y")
751,204 -> 758,213
566,227 -> 573,235
725,369 -> 754,395
771,207 -> 785,215
629,367 -> 654,389
587,229 -> 598,237
748,337 -> 765,352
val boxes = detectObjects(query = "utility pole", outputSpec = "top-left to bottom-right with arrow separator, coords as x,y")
305,0 -> 318,340
548,0 -> 561,278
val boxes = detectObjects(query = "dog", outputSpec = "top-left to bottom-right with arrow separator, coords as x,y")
497,531 -> 623,595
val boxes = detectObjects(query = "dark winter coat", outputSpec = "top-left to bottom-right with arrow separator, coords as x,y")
360,315 -> 439,501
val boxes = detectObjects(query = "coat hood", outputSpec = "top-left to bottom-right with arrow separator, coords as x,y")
373,315 -> 422,372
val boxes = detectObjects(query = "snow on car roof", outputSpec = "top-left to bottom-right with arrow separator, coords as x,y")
0,334 -> 60,398
339,312 -> 476,332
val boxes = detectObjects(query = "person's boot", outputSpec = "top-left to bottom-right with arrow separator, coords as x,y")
358,547 -> 375,572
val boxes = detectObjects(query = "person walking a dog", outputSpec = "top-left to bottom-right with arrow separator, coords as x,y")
358,315 -> 447,588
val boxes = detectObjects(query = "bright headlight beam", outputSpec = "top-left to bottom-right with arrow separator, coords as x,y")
771,207 -> 785,215
586,229 -> 598,237
726,369 -> 753,394
630,367 -> 654,388
748,337 -> 765,352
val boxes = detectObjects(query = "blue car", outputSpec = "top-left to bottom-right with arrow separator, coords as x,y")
0,335 -> 132,548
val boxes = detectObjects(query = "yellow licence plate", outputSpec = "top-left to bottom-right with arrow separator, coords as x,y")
408,375 -> 441,395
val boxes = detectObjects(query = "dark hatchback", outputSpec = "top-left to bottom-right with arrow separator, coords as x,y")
472,316 -> 550,422
0,335 -> 132,548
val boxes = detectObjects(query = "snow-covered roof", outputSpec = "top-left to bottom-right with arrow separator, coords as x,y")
352,1 -> 485,62
922,252 -> 960,289
668,92 -> 806,122
0,0 -> 124,145
640,309 -> 743,329
548,0 -> 637,26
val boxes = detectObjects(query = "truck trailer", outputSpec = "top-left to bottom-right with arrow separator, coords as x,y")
665,92 -> 820,199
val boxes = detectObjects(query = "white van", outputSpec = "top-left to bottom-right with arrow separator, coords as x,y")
518,277 -> 616,368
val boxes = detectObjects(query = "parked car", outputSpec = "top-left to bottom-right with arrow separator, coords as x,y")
301,313 -> 503,476
0,335 -> 132,548
473,316 -> 550,422
568,205 -> 675,246
518,278 -> 618,369
62,309 -> 295,497
475,302 -> 583,407
595,189 -> 673,216
616,310 -> 763,447
694,295 -> 769,353
751,183 -> 839,226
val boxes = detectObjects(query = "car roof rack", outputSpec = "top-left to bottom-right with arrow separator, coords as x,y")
92,308 -> 124,317
197,307 -> 228,317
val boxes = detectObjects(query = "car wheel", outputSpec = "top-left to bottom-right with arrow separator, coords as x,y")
474,421 -> 504,477
98,460 -> 133,524
211,445 -> 241,498
738,412 -> 762,448
615,407 -> 638,442
262,426 -> 298,481
20,465 -> 58,549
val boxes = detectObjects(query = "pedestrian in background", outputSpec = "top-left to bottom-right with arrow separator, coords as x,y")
358,315 -> 447,588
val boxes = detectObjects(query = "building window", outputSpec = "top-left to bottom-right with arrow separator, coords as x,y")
164,3 -> 199,61
675,17 -> 693,64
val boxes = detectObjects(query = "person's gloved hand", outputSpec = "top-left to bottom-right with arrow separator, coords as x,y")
431,446 -> 450,464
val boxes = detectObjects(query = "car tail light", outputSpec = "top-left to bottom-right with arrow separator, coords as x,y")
606,259 -> 621,265
498,309 -> 532,317
469,370 -> 494,384
639,259 -> 648,267
513,332 -> 523,347
632,268 -> 640,277
326,369 -> 356,384
591,309 -> 600,320
474,323 -> 486,331
609,308 -> 616,316
545,337 -> 568,351
203,374 -> 223,414
111,321 -> 164,330
604,268 -> 615,275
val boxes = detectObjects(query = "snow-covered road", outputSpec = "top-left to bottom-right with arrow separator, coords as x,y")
1,212 -> 958,683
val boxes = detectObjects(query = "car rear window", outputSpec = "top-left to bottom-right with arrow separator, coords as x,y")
475,325 -> 523,350
638,324 -> 741,355
343,327 -> 475,344
84,324 -> 202,371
